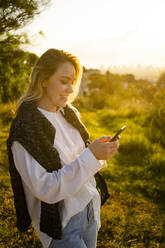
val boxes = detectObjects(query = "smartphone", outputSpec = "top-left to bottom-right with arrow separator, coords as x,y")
110,125 -> 126,142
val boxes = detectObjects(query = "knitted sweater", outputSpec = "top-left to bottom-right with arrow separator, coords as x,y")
7,101 -> 110,239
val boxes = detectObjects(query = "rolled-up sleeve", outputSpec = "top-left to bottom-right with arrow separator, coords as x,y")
11,141 -> 103,204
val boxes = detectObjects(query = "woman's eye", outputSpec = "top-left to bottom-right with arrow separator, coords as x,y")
61,81 -> 67,84
61,81 -> 74,85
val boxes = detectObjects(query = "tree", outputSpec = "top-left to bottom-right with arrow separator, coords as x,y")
123,73 -> 135,83
0,42 -> 38,102
0,0 -> 50,35
157,72 -> 165,88
0,0 -> 50,103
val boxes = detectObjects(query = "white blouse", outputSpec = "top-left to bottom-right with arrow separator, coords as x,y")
11,107 -> 107,248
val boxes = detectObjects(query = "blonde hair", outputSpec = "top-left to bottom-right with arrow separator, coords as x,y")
16,49 -> 83,113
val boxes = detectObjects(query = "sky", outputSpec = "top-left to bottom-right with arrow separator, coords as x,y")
24,0 -> 165,70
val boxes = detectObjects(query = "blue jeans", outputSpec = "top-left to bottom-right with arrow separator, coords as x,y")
48,200 -> 98,248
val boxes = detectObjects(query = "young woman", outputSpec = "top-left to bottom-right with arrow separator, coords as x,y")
7,49 -> 119,248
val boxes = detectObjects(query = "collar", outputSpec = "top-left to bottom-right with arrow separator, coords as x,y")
37,106 -> 64,119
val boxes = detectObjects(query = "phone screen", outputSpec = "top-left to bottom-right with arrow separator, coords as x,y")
110,125 -> 126,142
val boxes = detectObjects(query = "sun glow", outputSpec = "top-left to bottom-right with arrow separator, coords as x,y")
24,0 -> 165,69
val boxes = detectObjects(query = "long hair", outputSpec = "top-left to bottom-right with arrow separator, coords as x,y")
16,48 -> 82,113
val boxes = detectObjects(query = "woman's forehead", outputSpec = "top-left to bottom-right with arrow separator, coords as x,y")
56,62 -> 76,79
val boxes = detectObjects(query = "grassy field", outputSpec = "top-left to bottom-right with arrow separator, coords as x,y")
0,100 -> 165,248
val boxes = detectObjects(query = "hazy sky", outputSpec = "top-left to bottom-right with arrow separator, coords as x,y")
24,0 -> 165,69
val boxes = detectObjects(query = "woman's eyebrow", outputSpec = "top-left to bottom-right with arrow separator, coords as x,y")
60,76 -> 75,80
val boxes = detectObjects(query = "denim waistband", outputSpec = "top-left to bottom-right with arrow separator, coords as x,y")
48,199 -> 96,248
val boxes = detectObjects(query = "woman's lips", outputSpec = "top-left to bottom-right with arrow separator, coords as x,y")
61,95 -> 69,100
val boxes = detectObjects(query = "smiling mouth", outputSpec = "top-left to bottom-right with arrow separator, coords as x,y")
61,95 -> 69,100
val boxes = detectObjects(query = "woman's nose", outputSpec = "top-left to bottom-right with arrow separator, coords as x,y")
67,83 -> 74,93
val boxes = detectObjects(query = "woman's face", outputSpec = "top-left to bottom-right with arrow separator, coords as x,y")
41,62 -> 76,111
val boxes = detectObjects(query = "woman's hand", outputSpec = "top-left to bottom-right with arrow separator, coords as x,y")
88,136 -> 119,160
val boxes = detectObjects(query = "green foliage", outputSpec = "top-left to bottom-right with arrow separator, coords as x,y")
145,86 -> 165,148
0,43 -> 38,102
0,0 -> 49,103
0,172 -> 42,247
0,0 -> 50,35
1,69 -> 165,246
80,70 -> 155,112
88,74 -> 109,91
77,75 -> 165,203
98,190 -> 165,248
0,32 -> 38,103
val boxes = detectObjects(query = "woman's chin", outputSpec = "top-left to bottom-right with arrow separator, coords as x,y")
59,101 -> 67,108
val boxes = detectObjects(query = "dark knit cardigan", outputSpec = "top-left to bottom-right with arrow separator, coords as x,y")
7,101 -> 110,239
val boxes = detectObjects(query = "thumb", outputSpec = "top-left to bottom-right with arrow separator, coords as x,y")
98,136 -> 111,143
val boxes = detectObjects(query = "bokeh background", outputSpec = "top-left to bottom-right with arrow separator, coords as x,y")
0,0 -> 165,247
